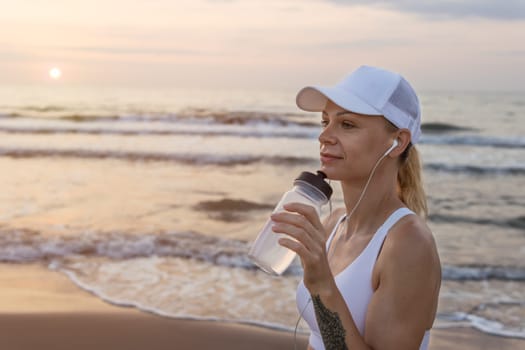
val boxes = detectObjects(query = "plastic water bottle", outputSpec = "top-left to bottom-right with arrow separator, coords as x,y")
248,171 -> 333,275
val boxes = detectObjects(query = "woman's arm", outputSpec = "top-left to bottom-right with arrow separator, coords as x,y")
364,217 -> 441,349
272,203 -> 440,350
272,202 -> 371,349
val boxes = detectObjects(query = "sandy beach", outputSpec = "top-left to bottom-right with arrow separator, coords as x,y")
0,263 -> 523,350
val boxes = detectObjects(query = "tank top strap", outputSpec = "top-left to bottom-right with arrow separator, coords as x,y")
325,208 -> 414,254
368,207 -> 415,253
325,214 -> 347,251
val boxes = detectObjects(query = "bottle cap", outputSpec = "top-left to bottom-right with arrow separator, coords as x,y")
294,171 -> 333,200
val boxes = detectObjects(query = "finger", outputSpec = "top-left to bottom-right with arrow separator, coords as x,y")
272,222 -> 317,251
271,211 -> 317,236
272,210 -> 325,247
280,236 -> 329,278
279,237 -> 327,270
278,237 -> 307,257
281,202 -> 325,231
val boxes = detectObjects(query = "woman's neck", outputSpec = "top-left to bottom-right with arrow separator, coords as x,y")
340,169 -> 402,236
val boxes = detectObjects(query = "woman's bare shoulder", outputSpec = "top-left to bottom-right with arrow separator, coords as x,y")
382,214 -> 441,275
388,214 -> 436,250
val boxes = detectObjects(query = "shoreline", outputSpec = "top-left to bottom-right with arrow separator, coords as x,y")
0,263 -> 523,349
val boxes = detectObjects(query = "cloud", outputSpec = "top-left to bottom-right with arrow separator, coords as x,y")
59,46 -> 206,56
0,45 -> 209,64
313,38 -> 416,49
326,0 -> 525,20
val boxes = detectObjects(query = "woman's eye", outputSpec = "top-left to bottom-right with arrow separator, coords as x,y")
342,121 -> 354,129
320,120 -> 329,127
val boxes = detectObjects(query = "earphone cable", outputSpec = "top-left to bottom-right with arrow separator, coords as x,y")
294,296 -> 312,350
293,149 -> 392,349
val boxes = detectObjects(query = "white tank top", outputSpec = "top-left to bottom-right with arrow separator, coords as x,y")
296,207 -> 430,350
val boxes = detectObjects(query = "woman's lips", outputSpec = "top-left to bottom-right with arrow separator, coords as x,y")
320,153 -> 343,163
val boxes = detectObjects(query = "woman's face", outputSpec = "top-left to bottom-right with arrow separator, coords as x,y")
318,100 -> 395,182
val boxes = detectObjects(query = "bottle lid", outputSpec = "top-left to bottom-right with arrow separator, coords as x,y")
294,171 -> 333,200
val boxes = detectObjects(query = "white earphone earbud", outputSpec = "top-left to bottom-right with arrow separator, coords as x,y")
392,139 -> 399,149
383,139 -> 399,157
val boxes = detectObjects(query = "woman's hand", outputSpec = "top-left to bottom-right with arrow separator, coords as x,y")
271,202 -> 335,294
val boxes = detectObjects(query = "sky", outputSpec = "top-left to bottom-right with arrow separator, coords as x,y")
1,0 -> 524,91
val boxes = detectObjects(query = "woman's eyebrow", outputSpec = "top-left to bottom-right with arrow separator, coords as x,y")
322,110 -> 354,117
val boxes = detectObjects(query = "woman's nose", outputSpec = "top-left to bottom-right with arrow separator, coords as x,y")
319,125 -> 337,145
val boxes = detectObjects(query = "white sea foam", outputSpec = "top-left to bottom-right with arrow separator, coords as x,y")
0,229 -> 253,268
436,311 -> 525,339
1,229 -> 523,281
49,256 -> 307,332
48,255 -> 525,339
0,228 -> 523,281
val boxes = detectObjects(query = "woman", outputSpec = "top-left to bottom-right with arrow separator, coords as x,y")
271,65 -> 441,350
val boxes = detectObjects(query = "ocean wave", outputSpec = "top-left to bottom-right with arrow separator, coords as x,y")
19,105 -> 68,113
1,123 -> 524,151
1,228 -> 523,281
0,228 -> 253,268
1,108 -> 525,150
50,255 -> 305,333
3,108 -> 512,137
429,214 -> 525,230
442,265 -> 525,281
437,308 -> 525,339
0,110 -> 483,132
0,148 -> 314,166
421,122 -> 476,133
50,255 -> 525,338
0,108 -> 317,127
0,125 -> 318,139
425,163 -> 525,176
422,135 -> 525,149
175,108 -> 316,127
1,147 -> 523,176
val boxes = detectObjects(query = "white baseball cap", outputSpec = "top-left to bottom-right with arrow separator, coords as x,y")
296,65 -> 422,143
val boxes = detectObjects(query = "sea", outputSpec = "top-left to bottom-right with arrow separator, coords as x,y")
0,84 -> 523,339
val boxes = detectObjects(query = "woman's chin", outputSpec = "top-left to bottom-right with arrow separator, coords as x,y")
319,166 -> 339,181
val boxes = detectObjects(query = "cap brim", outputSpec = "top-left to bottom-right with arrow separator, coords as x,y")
296,86 -> 381,116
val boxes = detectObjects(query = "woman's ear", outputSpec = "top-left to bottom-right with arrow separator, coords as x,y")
389,129 -> 412,157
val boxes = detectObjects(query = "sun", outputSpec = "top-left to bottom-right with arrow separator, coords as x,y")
49,67 -> 62,80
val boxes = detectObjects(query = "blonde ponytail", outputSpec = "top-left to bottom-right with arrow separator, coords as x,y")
398,145 -> 428,218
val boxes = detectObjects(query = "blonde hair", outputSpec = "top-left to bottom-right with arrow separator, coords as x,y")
384,118 -> 428,218
398,145 -> 428,218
